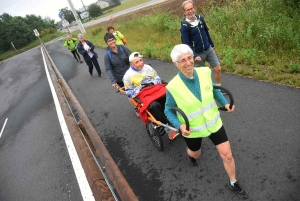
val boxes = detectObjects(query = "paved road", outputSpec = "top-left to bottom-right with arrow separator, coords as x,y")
66,0 -> 169,33
50,40 -> 300,200
0,47 -> 82,200
1,38 -> 300,200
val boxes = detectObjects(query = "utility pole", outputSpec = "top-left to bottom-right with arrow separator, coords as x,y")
67,0 -> 86,34
80,0 -> 91,20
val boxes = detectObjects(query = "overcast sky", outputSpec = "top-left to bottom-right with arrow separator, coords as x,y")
0,0 -> 99,22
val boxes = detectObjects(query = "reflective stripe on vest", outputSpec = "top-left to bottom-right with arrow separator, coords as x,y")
167,67 -> 222,138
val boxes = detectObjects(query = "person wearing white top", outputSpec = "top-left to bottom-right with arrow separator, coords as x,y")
77,34 -> 102,77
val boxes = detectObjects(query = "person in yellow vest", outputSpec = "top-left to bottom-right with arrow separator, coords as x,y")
164,44 -> 248,199
107,26 -> 126,45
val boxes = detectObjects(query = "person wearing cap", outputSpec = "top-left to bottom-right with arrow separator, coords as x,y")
164,44 -> 248,199
107,26 -> 126,45
77,34 -> 103,77
123,52 -> 179,140
103,33 -> 131,88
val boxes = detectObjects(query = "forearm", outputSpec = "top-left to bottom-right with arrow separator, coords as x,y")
164,90 -> 182,129
213,86 -> 228,106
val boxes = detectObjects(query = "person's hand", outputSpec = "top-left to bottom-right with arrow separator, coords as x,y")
112,83 -> 118,88
195,56 -> 202,61
212,46 -> 216,51
225,104 -> 235,113
179,124 -> 191,136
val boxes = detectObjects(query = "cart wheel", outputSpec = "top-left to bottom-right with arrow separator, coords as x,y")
146,122 -> 163,151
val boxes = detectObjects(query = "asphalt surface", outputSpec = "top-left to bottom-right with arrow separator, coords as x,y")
0,46 -> 82,200
1,38 -> 300,201
50,39 -> 300,200
65,0 -> 169,33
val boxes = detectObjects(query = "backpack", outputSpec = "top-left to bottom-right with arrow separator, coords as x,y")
67,39 -> 76,46
106,45 -> 130,65
106,45 -> 125,60
180,14 -> 208,43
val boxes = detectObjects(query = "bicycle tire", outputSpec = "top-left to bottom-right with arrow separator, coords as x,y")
146,122 -> 163,151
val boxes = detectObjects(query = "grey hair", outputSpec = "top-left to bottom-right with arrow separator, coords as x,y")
182,0 -> 194,10
170,44 -> 194,62
77,33 -> 84,39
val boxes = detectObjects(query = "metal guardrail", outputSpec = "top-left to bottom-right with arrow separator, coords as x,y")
41,45 -> 138,201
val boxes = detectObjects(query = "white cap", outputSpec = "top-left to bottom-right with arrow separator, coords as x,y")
129,52 -> 143,63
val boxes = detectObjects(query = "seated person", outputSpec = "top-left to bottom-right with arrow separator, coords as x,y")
123,52 -> 178,140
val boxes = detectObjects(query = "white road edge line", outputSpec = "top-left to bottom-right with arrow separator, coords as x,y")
41,47 -> 95,201
0,118 -> 8,138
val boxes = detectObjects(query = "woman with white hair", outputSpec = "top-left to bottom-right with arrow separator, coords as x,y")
164,44 -> 248,199
77,34 -> 102,77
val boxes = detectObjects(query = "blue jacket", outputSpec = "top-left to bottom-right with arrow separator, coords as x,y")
180,14 -> 214,58
77,40 -> 98,63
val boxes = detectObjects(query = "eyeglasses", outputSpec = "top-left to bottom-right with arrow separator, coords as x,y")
107,38 -> 115,43
184,7 -> 194,12
178,56 -> 194,64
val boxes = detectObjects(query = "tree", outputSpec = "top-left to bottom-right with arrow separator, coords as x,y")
58,7 -> 75,23
88,4 -> 102,18
6,17 -> 36,49
0,13 -> 56,52
0,13 -> 13,52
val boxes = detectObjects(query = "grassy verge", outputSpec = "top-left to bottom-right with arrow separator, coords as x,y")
2,0 -> 299,87
0,32 -> 65,62
82,0 -> 300,87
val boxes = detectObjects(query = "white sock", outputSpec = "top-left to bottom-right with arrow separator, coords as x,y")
230,180 -> 237,186
215,83 -> 221,86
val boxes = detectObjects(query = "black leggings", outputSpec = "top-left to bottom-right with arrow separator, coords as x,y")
184,126 -> 228,151
71,49 -> 81,61
148,96 -> 169,124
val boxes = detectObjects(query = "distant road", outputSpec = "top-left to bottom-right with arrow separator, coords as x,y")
65,0 -> 169,32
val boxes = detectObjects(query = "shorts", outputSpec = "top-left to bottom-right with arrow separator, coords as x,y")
194,46 -> 220,68
183,126 -> 228,151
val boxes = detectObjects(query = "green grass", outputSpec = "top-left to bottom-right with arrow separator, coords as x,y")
81,0 -> 300,87
0,32 -> 65,62
1,0 -> 299,87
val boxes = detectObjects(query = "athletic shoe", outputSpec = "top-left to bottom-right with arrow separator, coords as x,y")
228,181 -> 249,199
98,74 -> 103,77
90,74 -> 93,77
220,89 -> 227,96
80,60 -> 83,63
186,147 -> 198,166
168,130 -> 180,141
188,155 -> 198,166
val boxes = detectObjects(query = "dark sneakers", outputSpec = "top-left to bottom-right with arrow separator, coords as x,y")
228,181 -> 249,199
186,147 -> 198,166
188,155 -> 198,166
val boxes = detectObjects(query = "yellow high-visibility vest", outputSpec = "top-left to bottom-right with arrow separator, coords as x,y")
167,67 -> 222,138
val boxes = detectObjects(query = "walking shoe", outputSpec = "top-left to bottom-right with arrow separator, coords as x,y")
220,89 -> 227,96
168,130 -> 180,141
186,147 -> 198,166
228,181 -> 249,199
80,60 -> 83,63
90,74 -> 93,77
99,74 -> 103,77
187,155 -> 198,166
